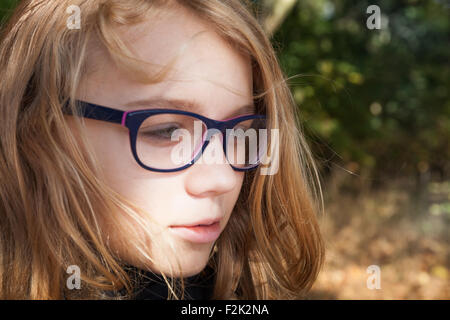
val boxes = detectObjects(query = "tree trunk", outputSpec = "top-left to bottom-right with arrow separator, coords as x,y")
260,0 -> 298,36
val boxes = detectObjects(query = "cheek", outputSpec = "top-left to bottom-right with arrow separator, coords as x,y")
66,116 -> 139,185
226,172 -> 245,212
84,121 -> 140,184
88,130 -> 175,220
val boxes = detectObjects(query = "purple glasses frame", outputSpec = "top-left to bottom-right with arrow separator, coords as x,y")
63,100 -> 267,172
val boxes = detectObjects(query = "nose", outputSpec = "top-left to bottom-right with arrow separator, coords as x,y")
184,131 -> 240,197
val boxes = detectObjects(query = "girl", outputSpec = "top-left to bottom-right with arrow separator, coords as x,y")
0,0 -> 324,299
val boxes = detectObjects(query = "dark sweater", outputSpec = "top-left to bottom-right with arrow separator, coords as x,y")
109,265 -> 216,300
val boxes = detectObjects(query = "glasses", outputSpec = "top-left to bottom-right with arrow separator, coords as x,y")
63,100 -> 268,172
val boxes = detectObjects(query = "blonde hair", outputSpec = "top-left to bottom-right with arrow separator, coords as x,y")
0,0 -> 324,299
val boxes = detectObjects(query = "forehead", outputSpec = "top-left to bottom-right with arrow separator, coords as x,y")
80,4 -> 253,118
119,5 -> 251,76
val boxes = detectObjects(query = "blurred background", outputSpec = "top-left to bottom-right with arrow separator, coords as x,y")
254,0 -> 449,299
1,0 -> 448,299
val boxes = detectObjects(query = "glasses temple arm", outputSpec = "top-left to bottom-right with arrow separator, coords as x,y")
63,100 -> 125,125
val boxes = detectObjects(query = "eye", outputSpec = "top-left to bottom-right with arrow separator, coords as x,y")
234,124 -> 250,131
233,119 -> 254,131
139,123 -> 181,140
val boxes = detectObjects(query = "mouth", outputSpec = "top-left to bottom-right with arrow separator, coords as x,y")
169,219 -> 222,243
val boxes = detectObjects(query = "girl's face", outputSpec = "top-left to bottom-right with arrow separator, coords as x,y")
74,6 -> 253,277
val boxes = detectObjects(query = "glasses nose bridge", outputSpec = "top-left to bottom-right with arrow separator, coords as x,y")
202,119 -> 234,154
206,118 -> 235,134
202,118 -> 225,138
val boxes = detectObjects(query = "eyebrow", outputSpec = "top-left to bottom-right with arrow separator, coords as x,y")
124,98 -> 256,119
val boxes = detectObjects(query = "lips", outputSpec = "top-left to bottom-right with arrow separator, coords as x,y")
169,218 -> 222,243
170,218 -> 222,228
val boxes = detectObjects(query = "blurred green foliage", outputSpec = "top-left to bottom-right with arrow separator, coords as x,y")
272,0 -> 449,181
0,0 -> 17,24
1,0 -> 448,182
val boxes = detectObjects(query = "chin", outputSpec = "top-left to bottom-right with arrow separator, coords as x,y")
175,255 -> 211,278
161,240 -> 214,277
118,233 -> 215,278
181,264 -> 209,277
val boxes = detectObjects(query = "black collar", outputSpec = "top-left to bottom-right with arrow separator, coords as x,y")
109,265 -> 216,300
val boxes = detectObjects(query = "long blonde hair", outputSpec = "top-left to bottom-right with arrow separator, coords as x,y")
0,0 -> 324,299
